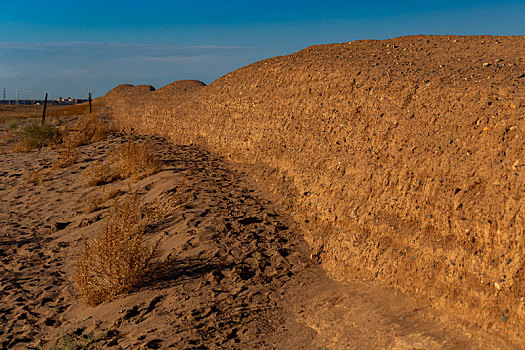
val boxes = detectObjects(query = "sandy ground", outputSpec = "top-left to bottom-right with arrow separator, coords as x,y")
0,115 -> 519,348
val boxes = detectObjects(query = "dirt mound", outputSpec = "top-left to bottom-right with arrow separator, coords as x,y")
106,84 -> 156,94
152,80 -> 206,106
156,80 -> 205,93
103,81 -> 204,103
99,35 -> 525,341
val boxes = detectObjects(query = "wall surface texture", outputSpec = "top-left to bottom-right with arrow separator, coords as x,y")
99,35 -> 525,341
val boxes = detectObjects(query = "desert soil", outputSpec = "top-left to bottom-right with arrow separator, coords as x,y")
0,114 -> 518,349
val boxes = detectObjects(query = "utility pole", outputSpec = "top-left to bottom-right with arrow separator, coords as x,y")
15,89 -> 19,105
2,88 -> 5,101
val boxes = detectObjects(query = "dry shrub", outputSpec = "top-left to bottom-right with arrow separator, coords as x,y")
11,140 -> 34,152
102,186 -> 122,201
53,114 -> 112,168
68,113 -> 112,146
85,161 -> 120,186
75,191 -> 174,305
85,141 -> 161,186
83,186 -> 122,214
112,141 -> 161,180
53,138 -> 80,168
26,168 -> 52,185
83,197 -> 103,214
2,131 -> 17,144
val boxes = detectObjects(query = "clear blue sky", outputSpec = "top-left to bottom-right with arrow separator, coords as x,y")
1,0 -> 524,99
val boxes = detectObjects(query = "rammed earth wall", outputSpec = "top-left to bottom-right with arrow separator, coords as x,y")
99,35 -> 525,341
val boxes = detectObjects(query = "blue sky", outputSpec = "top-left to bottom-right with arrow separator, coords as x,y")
1,0 -> 524,99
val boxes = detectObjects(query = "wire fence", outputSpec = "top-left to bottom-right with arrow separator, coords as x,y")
1,88 -> 92,105
2,88 -> 93,101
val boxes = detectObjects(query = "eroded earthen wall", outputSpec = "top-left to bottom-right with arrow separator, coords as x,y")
99,36 -> 525,340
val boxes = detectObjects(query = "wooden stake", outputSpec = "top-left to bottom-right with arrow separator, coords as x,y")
42,93 -> 48,125
89,92 -> 92,113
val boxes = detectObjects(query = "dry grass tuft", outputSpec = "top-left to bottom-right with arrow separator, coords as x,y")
26,168 -> 52,185
46,103 -> 90,118
83,186 -> 122,214
85,161 -> 120,186
53,137 -> 81,168
2,131 -> 17,143
112,141 -> 162,180
85,141 -> 162,186
52,114 -> 113,168
11,140 -> 34,153
75,190 -> 176,306
67,113 -> 112,146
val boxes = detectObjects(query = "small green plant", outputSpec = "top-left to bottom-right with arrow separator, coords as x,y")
14,123 -> 61,151
23,123 -> 61,148
56,332 -> 79,350
7,120 -> 18,130
48,329 -> 105,350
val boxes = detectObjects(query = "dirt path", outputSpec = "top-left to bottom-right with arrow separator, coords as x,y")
0,128 -> 517,348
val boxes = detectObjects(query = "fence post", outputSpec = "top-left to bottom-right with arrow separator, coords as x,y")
42,93 -> 48,125
89,92 -> 92,113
